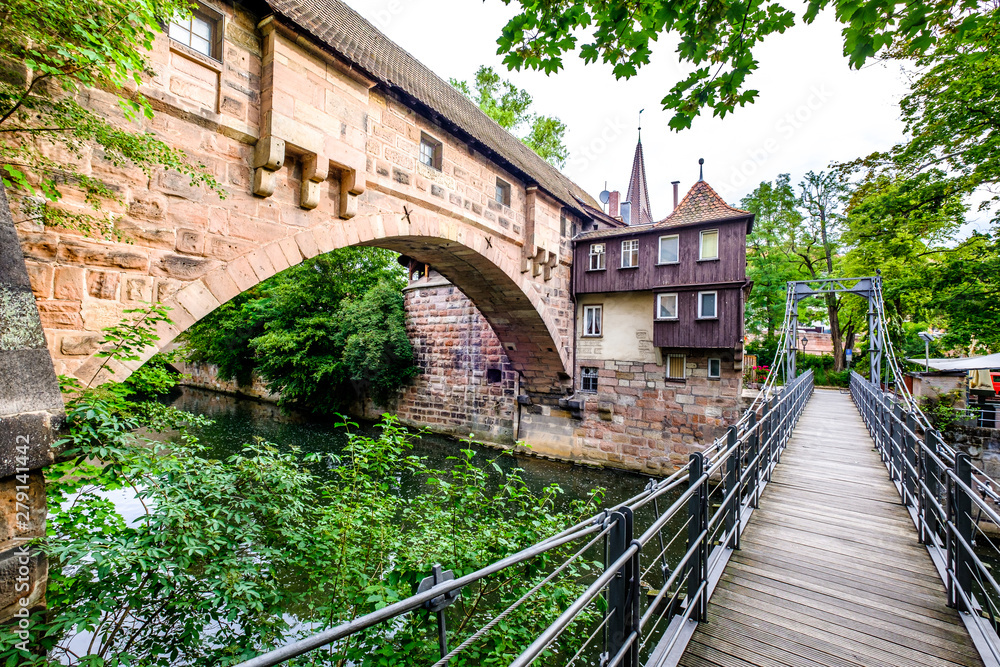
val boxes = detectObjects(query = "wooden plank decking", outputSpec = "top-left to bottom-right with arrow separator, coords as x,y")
679,388 -> 984,667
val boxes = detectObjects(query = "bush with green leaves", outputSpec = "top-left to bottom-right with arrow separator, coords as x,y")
1,302 -> 602,666
11,412 -> 603,666
183,247 -> 418,413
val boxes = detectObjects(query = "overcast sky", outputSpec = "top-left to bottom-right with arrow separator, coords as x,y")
349,0 -> 916,221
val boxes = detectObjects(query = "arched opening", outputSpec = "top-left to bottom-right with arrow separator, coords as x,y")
68,211 -> 573,399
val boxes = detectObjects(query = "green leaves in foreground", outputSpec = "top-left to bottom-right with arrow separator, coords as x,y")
15,412 -> 602,666
495,0 -> 987,130
0,0 -> 222,238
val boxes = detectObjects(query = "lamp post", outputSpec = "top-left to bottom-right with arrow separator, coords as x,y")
800,335 -> 808,354
918,332 -> 934,372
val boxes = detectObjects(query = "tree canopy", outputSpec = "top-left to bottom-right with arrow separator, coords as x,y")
183,247 -> 418,413
451,65 -> 569,167
496,0 -> 992,130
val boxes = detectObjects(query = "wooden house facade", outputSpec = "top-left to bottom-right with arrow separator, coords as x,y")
566,145 -> 754,463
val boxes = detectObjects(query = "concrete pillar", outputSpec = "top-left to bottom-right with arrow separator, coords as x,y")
0,182 -> 61,624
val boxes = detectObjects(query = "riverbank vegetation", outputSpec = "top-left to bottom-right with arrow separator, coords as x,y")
3,307 -> 603,666
182,247 -> 418,414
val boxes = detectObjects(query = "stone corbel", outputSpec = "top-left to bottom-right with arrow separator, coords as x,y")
327,143 -> 367,220
531,247 -> 547,278
252,135 -> 285,197
299,153 -> 329,210
523,245 -> 557,280
542,249 -> 558,281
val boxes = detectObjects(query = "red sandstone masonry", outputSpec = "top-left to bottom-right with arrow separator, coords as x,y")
395,274 -> 517,444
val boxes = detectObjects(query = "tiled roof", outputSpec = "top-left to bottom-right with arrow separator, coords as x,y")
574,221 -> 656,241
264,0 -> 602,212
575,179 -> 751,241
625,140 -> 653,225
655,180 -> 751,228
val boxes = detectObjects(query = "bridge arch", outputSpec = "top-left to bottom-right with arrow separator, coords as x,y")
66,198 -> 572,396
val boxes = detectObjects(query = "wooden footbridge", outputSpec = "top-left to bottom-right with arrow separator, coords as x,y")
235,276 -> 1000,667
677,389 -> 983,667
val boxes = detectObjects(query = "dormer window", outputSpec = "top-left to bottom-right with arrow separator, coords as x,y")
699,229 -> 719,260
621,239 -> 639,268
589,243 -> 606,270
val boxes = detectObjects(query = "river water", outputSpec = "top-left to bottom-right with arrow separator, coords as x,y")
167,386 -> 657,510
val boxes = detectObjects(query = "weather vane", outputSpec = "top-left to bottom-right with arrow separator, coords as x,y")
638,108 -> 644,140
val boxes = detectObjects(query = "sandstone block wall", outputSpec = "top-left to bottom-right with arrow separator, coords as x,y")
520,353 -> 742,474
395,273 -> 517,444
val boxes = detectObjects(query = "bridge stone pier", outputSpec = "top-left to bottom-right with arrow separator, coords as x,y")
17,0 -> 609,413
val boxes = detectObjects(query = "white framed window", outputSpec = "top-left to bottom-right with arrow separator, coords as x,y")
583,305 -> 603,337
708,358 -> 722,379
419,132 -> 443,170
699,229 -> 719,260
667,354 -> 686,380
581,366 -> 599,392
698,291 -> 718,319
169,5 -> 222,60
589,243 -> 606,271
656,293 -> 678,320
658,235 -> 679,264
621,239 -> 639,268
496,178 -> 511,206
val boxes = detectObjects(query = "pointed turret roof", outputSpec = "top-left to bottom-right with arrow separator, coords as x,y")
655,180 -> 751,229
625,139 -> 653,225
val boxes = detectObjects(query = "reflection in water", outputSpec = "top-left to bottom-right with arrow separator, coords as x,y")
166,386 -> 657,512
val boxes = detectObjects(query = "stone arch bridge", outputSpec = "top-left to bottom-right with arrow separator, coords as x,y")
17,0 -> 618,397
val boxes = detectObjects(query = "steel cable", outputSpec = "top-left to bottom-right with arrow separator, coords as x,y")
429,523 -> 613,667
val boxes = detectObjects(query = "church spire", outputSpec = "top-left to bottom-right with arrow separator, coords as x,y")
625,135 -> 653,226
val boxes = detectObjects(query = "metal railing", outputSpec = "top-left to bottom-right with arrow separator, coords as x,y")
233,371 -> 815,667
851,372 -> 1000,666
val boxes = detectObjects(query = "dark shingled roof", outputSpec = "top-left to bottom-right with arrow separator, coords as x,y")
574,179 -> 752,241
264,0 -> 601,212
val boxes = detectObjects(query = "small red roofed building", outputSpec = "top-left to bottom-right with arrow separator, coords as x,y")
565,149 -> 754,469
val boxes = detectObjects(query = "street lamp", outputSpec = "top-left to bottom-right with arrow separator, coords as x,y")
917,332 -> 935,372
800,335 -> 808,354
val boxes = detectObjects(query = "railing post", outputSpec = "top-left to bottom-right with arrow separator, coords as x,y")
605,507 -> 638,666
777,394 -> 785,463
880,394 -> 890,462
724,426 -> 740,550
903,412 -> 917,508
923,430 -> 942,544
750,412 -> 761,508
951,453 -> 973,612
766,397 -> 776,480
687,453 -> 708,623
891,403 -> 903,482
